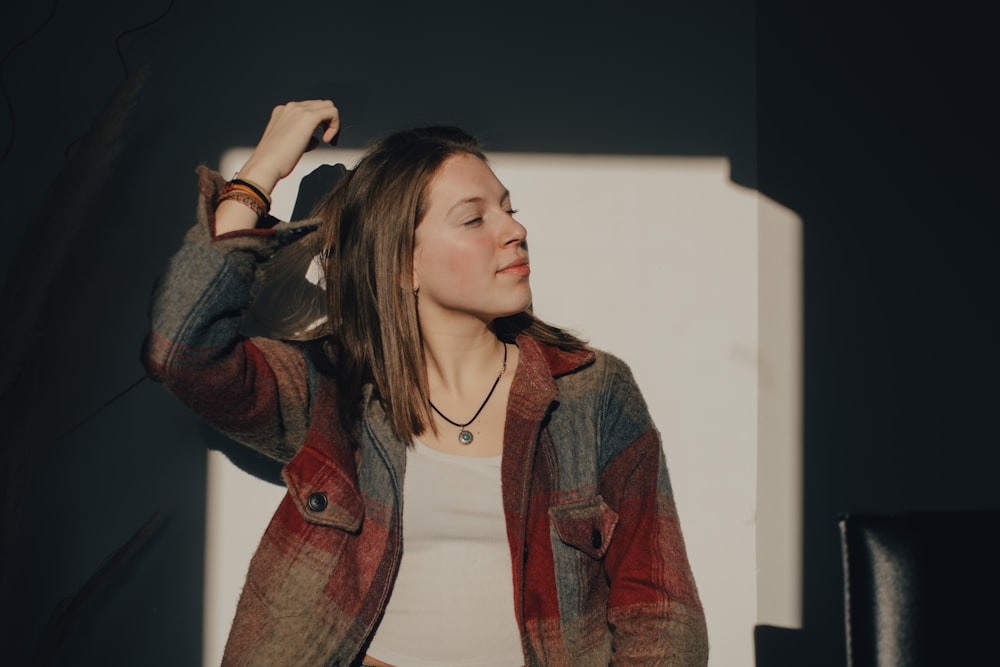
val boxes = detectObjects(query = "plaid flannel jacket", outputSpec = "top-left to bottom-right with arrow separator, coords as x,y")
144,168 -> 708,666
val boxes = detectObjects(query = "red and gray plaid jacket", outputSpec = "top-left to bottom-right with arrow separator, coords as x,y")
144,169 -> 708,666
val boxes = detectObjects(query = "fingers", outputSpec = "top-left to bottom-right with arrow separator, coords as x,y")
239,100 -> 341,190
270,99 -> 340,144
280,100 -> 340,151
306,111 -> 340,153
320,121 -> 340,146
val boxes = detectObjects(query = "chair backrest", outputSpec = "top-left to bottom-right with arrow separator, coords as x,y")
839,512 -> 1000,667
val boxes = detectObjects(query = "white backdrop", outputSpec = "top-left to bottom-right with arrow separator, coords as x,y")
204,148 -> 802,666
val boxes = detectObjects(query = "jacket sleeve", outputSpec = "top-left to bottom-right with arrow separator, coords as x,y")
597,356 -> 709,665
144,167 -> 319,463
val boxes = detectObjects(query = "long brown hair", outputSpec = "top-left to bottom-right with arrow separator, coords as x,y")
253,127 -> 586,442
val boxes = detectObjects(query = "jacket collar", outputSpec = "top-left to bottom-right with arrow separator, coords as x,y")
516,334 -> 595,379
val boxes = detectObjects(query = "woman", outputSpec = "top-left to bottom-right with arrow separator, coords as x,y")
145,100 -> 708,666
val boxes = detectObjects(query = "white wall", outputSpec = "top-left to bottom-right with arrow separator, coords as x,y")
204,148 -> 801,666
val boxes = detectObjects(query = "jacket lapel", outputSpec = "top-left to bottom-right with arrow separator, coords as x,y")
501,336 -> 594,633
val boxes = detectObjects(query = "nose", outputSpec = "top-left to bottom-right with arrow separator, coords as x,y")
503,213 -> 527,248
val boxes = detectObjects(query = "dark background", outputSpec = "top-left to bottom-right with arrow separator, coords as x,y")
0,1 -> 996,665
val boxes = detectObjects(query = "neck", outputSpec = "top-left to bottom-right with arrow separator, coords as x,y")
421,325 -> 503,395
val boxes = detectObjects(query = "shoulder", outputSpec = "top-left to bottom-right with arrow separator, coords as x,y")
554,347 -> 656,463
556,346 -> 641,398
515,335 -> 643,402
526,341 -> 658,477
515,335 -> 650,422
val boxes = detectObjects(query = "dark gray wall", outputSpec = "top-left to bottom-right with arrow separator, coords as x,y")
758,2 -> 999,665
0,0 -> 995,665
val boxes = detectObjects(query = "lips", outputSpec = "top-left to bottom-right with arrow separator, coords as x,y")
498,258 -> 530,275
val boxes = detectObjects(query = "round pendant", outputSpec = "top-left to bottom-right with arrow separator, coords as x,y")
458,429 -> 474,445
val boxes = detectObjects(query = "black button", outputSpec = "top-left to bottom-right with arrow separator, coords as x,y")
307,492 -> 328,512
591,529 -> 602,549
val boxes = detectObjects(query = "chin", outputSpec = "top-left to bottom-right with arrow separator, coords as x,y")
505,294 -> 533,317
484,300 -> 530,322
475,290 -> 533,323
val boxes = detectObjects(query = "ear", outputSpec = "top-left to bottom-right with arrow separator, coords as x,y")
410,248 -> 421,295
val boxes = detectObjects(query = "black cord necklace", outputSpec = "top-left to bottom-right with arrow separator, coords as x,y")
429,342 -> 508,445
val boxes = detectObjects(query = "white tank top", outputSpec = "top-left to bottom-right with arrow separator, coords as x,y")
365,439 -> 524,667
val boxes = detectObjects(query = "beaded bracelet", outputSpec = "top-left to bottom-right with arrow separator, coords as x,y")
222,180 -> 269,208
217,189 -> 268,218
229,177 -> 272,209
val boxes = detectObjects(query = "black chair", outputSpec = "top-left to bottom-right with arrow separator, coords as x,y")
839,512 -> 1000,667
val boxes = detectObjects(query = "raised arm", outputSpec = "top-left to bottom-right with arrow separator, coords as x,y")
144,101 -> 341,462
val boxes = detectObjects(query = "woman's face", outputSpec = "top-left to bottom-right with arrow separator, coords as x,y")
413,153 -> 531,327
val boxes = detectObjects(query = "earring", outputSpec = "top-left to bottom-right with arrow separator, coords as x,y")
413,286 -> 419,296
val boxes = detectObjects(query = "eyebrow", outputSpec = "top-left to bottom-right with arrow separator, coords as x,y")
447,189 -> 511,215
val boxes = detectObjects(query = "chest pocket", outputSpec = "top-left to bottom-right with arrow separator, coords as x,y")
547,494 -> 618,658
282,441 -> 365,532
548,495 -> 618,559
239,439 -> 366,626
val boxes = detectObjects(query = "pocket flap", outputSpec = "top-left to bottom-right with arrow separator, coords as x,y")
282,442 -> 364,532
549,495 -> 619,559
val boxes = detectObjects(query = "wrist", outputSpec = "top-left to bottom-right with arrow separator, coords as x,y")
233,160 -> 279,195
214,199 -> 261,235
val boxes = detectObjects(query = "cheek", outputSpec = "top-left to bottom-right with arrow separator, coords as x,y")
421,239 -> 490,283
442,249 -> 479,280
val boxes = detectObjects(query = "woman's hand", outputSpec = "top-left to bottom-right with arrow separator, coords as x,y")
214,100 -> 339,236
238,100 -> 341,194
